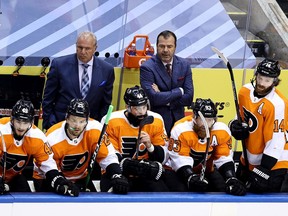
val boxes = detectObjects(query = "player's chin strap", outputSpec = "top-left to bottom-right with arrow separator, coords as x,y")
250,76 -> 256,89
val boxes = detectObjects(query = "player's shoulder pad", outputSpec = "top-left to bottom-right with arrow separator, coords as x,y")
171,119 -> 192,138
27,126 -> 47,141
86,118 -> 102,131
102,110 -> 124,124
211,122 -> 231,135
147,110 -> 163,121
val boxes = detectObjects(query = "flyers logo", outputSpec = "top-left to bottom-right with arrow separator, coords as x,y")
137,143 -> 147,158
243,107 -> 258,133
243,105 -> 285,134
121,137 -> 147,158
61,151 -> 89,171
121,137 -> 137,158
189,149 -> 213,167
0,153 -> 28,172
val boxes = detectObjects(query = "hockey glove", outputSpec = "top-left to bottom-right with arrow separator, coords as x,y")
249,166 -> 270,193
230,120 -> 249,140
120,158 -> 164,181
0,177 -> 9,195
51,175 -> 79,197
225,177 -> 246,196
111,174 -> 129,194
187,174 -> 209,192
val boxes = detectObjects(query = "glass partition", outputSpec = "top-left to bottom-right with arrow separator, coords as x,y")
0,0 -> 286,68
221,0 -> 288,68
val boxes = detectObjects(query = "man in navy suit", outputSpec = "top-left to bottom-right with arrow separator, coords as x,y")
42,31 -> 115,130
140,30 -> 193,136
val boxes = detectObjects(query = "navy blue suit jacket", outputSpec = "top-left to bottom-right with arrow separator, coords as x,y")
42,54 -> 115,130
140,54 -> 193,135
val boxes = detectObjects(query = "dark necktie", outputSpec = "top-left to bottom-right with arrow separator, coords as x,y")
166,63 -> 172,76
81,63 -> 90,98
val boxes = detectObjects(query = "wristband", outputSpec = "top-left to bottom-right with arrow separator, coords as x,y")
147,144 -> 154,152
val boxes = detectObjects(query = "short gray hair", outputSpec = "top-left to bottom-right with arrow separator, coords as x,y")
76,31 -> 97,46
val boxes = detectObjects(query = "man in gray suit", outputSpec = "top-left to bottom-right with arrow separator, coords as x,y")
42,31 -> 115,130
140,30 -> 193,136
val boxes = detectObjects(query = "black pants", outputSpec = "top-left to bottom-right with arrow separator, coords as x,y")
236,162 -> 287,193
206,169 -> 226,192
280,172 -> 288,192
163,168 -> 225,192
8,174 -> 31,192
101,173 -> 170,192
128,178 -> 169,192
163,169 -> 187,192
33,177 -> 97,192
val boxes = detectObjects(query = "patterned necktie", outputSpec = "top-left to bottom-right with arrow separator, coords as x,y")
166,63 -> 172,76
81,63 -> 90,98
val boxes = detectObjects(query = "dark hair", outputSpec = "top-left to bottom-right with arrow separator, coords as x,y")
156,30 -> 177,47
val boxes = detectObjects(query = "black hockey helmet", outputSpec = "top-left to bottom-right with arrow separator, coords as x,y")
256,59 -> 281,78
192,98 -> 217,118
11,99 -> 35,122
67,98 -> 89,119
124,85 -> 148,106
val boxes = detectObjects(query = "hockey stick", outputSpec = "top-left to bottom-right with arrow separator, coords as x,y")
198,111 -> 211,181
0,130 -> 7,182
135,115 -> 154,160
84,105 -> 114,189
211,46 -> 249,170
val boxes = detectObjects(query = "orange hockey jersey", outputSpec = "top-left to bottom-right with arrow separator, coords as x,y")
34,119 -> 119,181
167,115 -> 233,173
101,110 -> 169,163
0,117 -> 57,183
238,83 -> 288,170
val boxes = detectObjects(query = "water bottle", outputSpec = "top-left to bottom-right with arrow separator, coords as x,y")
145,45 -> 154,56
127,43 -> 137,56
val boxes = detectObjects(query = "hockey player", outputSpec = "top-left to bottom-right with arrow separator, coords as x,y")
33,98 -> 129,194
0,99 -> 79,196
229,59 -> 288,193
101,85 -> 169,192
167,98 -> 246,195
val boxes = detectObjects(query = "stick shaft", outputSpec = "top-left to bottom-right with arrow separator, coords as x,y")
211,47 -> 249,169
198,111 -> 210,181
135,116 -> 154,160
85,105 -> 113,188
228,63 -> 249,167
135,126 -> 142,160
